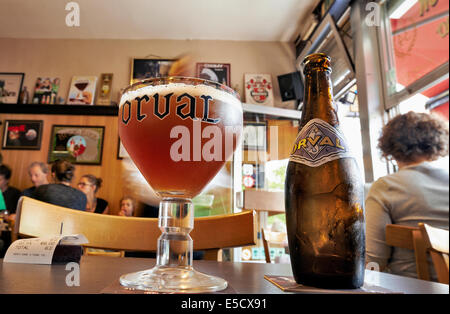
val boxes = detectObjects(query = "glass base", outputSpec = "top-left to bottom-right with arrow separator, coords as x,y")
119,265 -> 228,293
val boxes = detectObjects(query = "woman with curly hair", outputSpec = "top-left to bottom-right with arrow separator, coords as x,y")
365,111 -> 449,281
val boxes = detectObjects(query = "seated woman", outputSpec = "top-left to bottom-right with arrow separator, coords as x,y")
77,175 -> 109,214
33,159 -> 86,211
365,111 -> 449,280
0,164 -> 22,221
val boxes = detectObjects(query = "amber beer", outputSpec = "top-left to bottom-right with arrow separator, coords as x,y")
285,54 -> 365,288
118,78 -> 242,199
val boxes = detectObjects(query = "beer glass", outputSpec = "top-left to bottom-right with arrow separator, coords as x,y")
118,77 -> 242,293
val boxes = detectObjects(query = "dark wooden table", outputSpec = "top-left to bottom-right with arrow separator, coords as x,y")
0,256 -> 448,294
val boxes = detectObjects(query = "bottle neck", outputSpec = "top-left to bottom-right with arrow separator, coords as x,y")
300,69 -> 339,128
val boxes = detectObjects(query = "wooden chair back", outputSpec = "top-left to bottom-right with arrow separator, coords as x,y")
14,196 -> 257,259
385,224 -> 430,281
243,190 -> 286,263
418,223 -> 449,284
243,190 -> 285,214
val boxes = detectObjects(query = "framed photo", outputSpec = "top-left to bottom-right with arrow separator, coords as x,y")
243,122 -> 267,151
67,76 -> 98,105
117,138 -> 129,159
196,63 -> 231,86
131,58 -> 175,84
244,74 -> 274,106
48,125 -> 105,165
32,77 -> 60,104
0,72 -> 24,104
1,120 -> 43,150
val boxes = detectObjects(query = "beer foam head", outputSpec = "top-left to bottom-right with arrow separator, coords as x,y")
120,82 -> 242,111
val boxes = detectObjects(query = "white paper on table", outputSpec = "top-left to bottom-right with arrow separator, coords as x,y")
3,234 -> 89,265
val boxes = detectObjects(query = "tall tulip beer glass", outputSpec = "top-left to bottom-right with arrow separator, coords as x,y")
118,77 -> 243,293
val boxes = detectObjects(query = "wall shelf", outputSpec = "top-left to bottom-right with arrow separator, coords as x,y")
242,103 -> 301,120
0,104 -> 119,116
0,103 -> 302,119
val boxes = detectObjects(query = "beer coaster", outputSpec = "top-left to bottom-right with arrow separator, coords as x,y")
264,275 -> 403,294
101,279 -> 236,294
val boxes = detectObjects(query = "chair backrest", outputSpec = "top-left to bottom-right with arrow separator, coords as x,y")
242,190 -> 286,263
243,190 -> 285,213
261,228 -> 271,263
385,224 -> 430,281
14,196 -> 257,254
419,223 -> 449,284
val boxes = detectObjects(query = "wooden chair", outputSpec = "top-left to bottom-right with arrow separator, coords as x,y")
261,228 -> 271,263
418,223 -> 449,284
242,189 -> 286,263
385,224 -> 439,282
14,196 -> 257,260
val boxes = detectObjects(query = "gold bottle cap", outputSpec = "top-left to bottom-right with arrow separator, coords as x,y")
303,53 -> 332,74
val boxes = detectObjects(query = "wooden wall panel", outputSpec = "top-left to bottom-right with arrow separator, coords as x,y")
0,113 -> 124,215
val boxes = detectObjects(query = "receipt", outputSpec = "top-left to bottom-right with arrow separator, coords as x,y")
3,234 -> 88,264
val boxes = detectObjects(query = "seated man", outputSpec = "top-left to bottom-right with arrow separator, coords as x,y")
22,162 -> 49,197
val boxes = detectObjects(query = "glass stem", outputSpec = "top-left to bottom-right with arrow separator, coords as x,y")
156,198 -> 194,269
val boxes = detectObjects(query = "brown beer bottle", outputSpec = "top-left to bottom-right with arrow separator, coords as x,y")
285,53 -> 365,288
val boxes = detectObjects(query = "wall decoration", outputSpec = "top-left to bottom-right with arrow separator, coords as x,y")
243,122 -> 267,151
1,120 -> 43,150
0,72 -> 24,104
67,76 -> 98,105
244,74 -> 274,106
196,63 -> 231,86
130,58 -> 175,84
96,73 -> 114,106
32,77 -> 60,104
48,125 -> 105,165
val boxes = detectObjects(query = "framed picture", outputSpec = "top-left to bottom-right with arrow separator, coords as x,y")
117,138 -> 129,159
243,122 -> 267,151
131,58 -> 175,84
48,125 -> 105,165
32,77 -> 60,105
196,63 -> 231,86
1,120 -> 43,150
0,72 -> 24,104
67,76 -> 98,105
244,74 -> 274,106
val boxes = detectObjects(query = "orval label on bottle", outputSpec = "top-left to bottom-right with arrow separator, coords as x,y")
289,118 -> 354,168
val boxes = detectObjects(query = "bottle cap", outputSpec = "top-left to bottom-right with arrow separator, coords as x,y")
303,53 -> 332,74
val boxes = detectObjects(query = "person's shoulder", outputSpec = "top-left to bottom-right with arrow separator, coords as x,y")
7,186 -> 22,195
22,186 -> 36,197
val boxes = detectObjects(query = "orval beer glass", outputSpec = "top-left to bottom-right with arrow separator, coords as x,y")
118,77 -> 242,293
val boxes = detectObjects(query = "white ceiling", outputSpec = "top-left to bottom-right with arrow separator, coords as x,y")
0,0 -> 318,41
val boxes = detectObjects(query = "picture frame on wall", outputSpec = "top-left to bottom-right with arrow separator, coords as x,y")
196,63 -> 231,86
130,58 -> 176,84
0,72 -> 24,104
243,122 -> 267,151
244,73 -> 274,107
1,120 -> 43,150
32,77 -> 60,105
48,125 -> 105,165
66,76 -> 98,105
